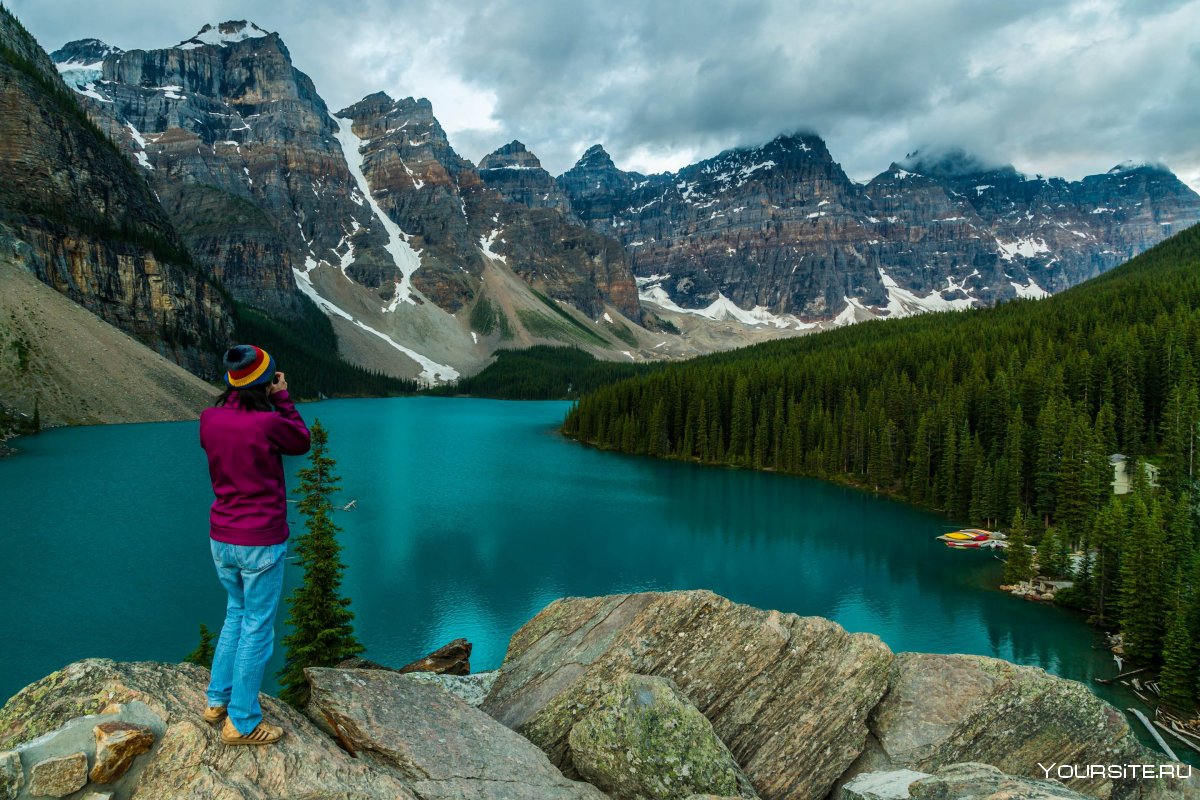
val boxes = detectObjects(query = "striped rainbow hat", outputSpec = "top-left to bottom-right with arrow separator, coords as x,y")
223,345 -> 276,389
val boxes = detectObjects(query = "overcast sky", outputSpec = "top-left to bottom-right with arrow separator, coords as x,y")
12,0 -> 1200,190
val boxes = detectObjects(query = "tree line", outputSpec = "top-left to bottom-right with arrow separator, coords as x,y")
564,223 -> 1200,713
434,345 -> 658,400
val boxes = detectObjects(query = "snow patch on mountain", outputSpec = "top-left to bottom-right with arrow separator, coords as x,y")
996,236 -> 1050,261
55,60 -> 102,88
1011,279 -> 1050,299
124,122 -> 153,170
331,113 -> 422,310
636,274 -> 815,330
879,268 -> 976,317
834,297 -> 877,327
294,260 -> 458,383
479,230 -> 506,263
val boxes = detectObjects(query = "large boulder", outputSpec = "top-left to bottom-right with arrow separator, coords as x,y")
839,653 -> 1199,800
567,673 -> 758,800
480,590 -> 895,800
839,762 -> 1093,799
907,762 -> 1090,799
0,659 -> 416,800
305,667 -> 607,800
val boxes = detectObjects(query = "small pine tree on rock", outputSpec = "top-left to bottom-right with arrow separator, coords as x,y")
184,623 -> 215,668
277,420 -> 364,707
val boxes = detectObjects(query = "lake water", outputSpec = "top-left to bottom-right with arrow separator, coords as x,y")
0,397 -> 1187,760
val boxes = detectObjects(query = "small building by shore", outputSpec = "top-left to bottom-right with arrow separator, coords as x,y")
1110,454 -> 1160,494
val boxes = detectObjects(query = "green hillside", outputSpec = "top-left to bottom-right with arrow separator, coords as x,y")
565,223 -> 1200,709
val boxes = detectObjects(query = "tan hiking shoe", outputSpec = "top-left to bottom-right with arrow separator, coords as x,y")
202,705 -> 227,725
221,717 -> 284,746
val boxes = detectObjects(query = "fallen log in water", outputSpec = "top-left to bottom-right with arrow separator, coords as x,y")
1095,666 -> 1151,685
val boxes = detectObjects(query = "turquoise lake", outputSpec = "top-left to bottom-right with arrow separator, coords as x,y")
0,396 -> 1187,760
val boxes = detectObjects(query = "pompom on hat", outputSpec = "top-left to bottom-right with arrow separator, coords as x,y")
223,345 -> 276,389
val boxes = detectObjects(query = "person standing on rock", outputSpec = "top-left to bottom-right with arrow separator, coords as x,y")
199,345 -> 311,746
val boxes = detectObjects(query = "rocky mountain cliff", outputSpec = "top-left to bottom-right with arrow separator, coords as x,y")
334,93 -> 639,323
479,140 -> 576,216
28,14 -> 1200,386
57,20 -> 369,319
1,591 -> 1194,800
44,22 -> 647,381
0,7 -> 232,379
555,139 -> 1200,326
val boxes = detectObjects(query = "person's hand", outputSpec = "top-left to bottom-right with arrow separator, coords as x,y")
270,371 -> 288,396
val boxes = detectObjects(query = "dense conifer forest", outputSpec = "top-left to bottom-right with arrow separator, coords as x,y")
564,224 -> 1200,710
434,346 -> 656,400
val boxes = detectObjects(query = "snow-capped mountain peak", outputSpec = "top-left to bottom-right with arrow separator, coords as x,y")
1107,160 -> 1167,175
49,38 -> 123,66
50,39 -> 123,94
177,21 -> 271,50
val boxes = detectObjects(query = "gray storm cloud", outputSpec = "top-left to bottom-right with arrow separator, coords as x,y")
11,0 -> 1200,189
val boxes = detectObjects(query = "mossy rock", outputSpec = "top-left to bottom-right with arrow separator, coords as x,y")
567,673 -> 757,800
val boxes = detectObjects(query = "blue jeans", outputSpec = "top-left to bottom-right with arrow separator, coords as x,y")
206,540 -> 288,734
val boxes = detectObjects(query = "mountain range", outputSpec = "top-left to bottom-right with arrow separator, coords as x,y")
5,14 -> 1198,401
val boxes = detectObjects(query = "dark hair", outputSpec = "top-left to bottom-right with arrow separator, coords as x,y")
215,384 -> 274,411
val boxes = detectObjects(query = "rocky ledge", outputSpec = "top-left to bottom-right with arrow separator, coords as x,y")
0,591 -> 1195,800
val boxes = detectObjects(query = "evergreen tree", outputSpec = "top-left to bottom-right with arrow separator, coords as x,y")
1160,383 -> 1200,493
1004,410 -> 1025,517
1035,395 -> 1064,526
278,420 -> 364,707
908,412 -> 933,503
1095,402 -> 1118,459
729,377 -> 752,464
1159,584 -> 1198,711
1119,494 -> 1167,663
1057,412 -> 1092,539
1090,499 -> 1125,627
1037,525 -> 1070,579
184,623 -> 215,669
1004,509 -> 1035,584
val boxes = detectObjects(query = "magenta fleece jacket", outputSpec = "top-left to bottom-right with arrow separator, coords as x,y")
200,390 -> 312,546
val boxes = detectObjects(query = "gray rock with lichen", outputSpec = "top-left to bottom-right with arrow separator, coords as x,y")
0,751 -> 21,800
908,762 -> 1089,799
482,590 -> 894,800
398,670 -> 498,708
27,752 -> 87,797
835,652 -> 1200,800
0,659 -> 415,800
305,667 -> 606,800
567,674 -> 757,800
